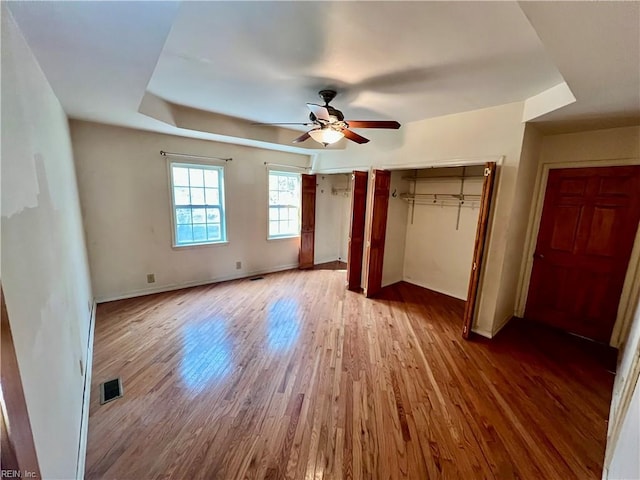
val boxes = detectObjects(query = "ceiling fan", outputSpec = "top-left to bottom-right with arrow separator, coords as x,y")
255,90 -> 401,147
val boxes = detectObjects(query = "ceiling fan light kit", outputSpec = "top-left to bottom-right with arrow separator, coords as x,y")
308,126 -> 345,146
257,90 -> 401,147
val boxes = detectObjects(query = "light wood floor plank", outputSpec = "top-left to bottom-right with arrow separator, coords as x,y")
86,269 -> 614,479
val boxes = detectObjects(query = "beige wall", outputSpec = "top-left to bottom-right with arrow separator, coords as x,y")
315,102 -> 527,336
402,172 -> 482,300
381,171 -> 409,287
1,8 -> 94,478
492,124 -> 542,334
314,174 -> 351,265
70,121 -> 311,301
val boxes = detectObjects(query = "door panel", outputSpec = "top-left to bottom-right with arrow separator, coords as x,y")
1,286 -> 41,476
347,171 -> 368,291
299,174 -> 316,269
525,165 -> 640,343
363,170 -> 391,298
462,162 -> 497,338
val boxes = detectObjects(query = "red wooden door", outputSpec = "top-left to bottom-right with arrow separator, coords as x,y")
346,171 -> 368,291
462,162 -> 497,338
525,165 -> 640,343
363,170 -> 391,298
299,174 -> 316,269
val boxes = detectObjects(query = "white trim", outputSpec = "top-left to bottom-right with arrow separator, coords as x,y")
95,264 -> 299,303
604,351 -> 640,473
471,327 -> 493,339
402,277 -> 467,301
313,156 -> 504,174
314,256 -> 342,266
492,313 -> 513,337
514,157 -> 640,348
76,300 -> 96,480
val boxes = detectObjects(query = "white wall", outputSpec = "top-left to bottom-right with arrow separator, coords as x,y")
605,296 -> 640,479
70,121 -> 311,301
493,123 -> 542,333
1,8 -> 93,479
403,171 -> 482,300
381,171 -> 409,287
314,174 -> 350,265
608,374 -> 640,479
315,102 -> 527,336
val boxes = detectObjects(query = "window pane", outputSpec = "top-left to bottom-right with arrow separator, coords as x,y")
205,188 -> 219,206
278,176 -> 288,190
174,187 -> 190,205
204,169 -> 219,187
280,191 -> 294,206
177,224 -> 193,244
193,224 -> 207,242
176,208 -> 192,225
207,224 -> 220,240
191,187 -> 205,205
206,208 -> 220,223
269,221 -> 279,236
269,174 -> 278,190
173,167 -> 189,186
189,168 -> 204,187
192,208 -> 206,224
289,207 -> 297,220
288,218 -> 298,233
269,207 -> 278,221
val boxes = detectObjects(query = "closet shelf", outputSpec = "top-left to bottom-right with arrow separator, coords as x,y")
402,175 -> 484,182
400,193 -> 481,201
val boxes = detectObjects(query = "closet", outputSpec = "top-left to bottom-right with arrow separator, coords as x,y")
363,163 -> 496,336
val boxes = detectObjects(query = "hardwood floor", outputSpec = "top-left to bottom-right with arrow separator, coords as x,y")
85,269 -> 614,479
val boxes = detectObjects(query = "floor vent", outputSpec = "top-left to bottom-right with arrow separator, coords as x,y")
250,276 -> 264,281
99,378 -> 123,405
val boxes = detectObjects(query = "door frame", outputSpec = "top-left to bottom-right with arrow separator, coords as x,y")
515,158 -> 640,348
360,156 -> 503,333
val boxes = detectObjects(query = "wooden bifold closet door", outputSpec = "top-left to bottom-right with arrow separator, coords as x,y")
346,171 -> 368,291
299,174 -> 316,269
363,170 -> 391,298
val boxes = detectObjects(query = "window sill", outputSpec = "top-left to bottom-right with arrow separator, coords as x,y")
172,241 -> 229,250
267,235 -> 300,241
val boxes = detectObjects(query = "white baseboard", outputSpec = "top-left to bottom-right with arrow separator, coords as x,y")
492,314 -> 513,337
76,300 -> 96,480
95,263 -> 299,303
402,278 -> 467,301
471,327 -> 493,339
314,256 -> 341,265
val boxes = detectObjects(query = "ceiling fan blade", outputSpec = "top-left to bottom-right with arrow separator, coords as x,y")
292,132 -> 311,144
252,122 -> 315,126
306,103 -> 331,121
342,128 -> 370,144
346,120 -> 401,129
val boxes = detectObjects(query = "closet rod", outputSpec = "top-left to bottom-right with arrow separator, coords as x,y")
160,150 -> 232,162
402,175 -> 484,182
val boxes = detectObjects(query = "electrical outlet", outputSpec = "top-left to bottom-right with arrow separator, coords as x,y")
147,273 -> 155,284
236,261 -> 242,270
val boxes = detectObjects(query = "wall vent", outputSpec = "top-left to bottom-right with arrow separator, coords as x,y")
99,378 -> 123,404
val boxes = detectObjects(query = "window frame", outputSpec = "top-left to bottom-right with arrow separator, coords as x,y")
168,160 -> 228,248
267,169 -> 302,240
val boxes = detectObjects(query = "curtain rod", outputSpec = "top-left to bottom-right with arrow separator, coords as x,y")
264,162 -> 310,171
160,150 -> 232,162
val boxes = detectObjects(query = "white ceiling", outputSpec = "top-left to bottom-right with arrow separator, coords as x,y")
7,1 -> 640,149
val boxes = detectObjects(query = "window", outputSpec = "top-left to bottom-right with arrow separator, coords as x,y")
170,162 -> 226,246
268,170 -> 301,239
